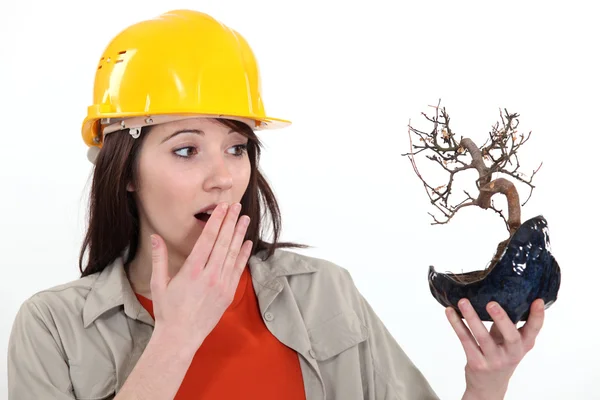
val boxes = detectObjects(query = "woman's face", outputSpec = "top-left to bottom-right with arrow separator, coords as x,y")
131,118 -> 251,258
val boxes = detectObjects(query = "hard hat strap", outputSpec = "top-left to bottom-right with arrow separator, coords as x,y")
101,114 -> 258,140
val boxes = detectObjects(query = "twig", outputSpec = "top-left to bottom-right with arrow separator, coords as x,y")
403,100 -> 541,236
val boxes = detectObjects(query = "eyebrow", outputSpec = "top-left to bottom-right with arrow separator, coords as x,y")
160,128 -> 240,143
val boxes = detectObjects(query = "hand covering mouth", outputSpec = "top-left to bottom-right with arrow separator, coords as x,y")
194,204 -> 219,222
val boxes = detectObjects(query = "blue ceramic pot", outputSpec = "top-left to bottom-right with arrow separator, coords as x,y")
428,215 -> 561,323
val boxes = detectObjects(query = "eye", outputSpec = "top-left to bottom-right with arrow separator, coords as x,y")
228,144 -> 248,157
173,146 -> 198,158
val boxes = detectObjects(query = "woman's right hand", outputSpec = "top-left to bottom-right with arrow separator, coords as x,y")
148,202 -> 252,351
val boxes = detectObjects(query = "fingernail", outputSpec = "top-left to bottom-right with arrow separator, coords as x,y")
537,299 -> 545,310
233,203 -> 242,212
241,216 -> 250,226
489,302 -> 499,312
458,299 -> 468,308
150,235 -> 158,248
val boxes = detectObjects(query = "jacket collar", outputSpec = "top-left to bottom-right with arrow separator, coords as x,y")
82,256 -> 153,328
248,249 -> 319,284
82,249 -> 318,327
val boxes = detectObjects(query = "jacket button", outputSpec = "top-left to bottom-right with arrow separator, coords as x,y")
309,349 -> 317,359
264,312 -> 274,322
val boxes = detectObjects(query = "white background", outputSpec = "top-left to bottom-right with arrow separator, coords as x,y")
1,0 -> 597,399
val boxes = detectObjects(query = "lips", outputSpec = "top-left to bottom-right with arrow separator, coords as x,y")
197,204 -> 218,214
194,204 -> 219,222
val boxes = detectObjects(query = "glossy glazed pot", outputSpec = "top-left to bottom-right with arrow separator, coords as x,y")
428,215 -> 561,323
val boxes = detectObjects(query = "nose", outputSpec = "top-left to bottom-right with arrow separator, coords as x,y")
202,154 -> 233,192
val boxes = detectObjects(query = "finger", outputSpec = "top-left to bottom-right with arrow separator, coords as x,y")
221,215 -> 251,281
486,301 -> 522,357
150,234 -> 169,299
185,202 -> 230,275
445,307 -> 486,366
489,323 -> 505,345
226,240 -> 253,294
519,299 -> 545,351
458,298 -> 499,358
205,202 -> 243,274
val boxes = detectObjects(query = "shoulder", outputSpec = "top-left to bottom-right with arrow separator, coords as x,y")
263,248 -> 353,276
25,273 -> 98,309
260,249 -> 364,317
14,274 -> 99,328
264,248 -> 358,291
8,274 -> 101,363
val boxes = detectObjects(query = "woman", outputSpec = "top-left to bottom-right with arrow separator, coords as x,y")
7,9 -> 545,400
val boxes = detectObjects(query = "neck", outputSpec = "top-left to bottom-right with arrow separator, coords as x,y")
126,234 -> 186,299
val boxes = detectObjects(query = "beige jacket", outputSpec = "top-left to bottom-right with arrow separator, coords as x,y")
7,249 -> 440,400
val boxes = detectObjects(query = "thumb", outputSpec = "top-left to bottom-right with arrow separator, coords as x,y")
150,234 -> 169,299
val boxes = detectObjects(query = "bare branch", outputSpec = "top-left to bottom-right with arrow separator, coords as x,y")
403,100 -> 542,237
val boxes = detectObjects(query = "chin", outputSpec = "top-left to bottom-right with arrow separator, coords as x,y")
180,225 -> 205,255
154,223 -> 199,259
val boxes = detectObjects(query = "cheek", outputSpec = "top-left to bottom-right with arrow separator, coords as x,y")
137,161 -> 194,218
234,159 -> 252,193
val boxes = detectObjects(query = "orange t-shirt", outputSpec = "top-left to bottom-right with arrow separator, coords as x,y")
135,266 -> 306,399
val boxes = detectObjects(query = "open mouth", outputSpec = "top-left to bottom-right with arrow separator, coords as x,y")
194,212 -> 211,222
194,206 -> 217,223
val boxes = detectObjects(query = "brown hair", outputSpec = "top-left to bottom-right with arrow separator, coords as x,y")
79,119 -> 307,277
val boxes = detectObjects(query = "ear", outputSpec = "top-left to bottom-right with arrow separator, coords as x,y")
126,182 -> 135,192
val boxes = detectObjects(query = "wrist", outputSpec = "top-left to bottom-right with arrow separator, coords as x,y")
150,325 -> 202,363
462,389 -> 505,400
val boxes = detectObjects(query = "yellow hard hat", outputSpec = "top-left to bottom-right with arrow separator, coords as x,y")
81,9 -> 290,150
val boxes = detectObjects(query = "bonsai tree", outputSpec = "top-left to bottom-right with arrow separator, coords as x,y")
402,100 -> 543,281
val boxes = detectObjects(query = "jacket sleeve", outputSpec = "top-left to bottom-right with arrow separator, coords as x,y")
344,270 -> 440,400
7,298 -> 75,399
